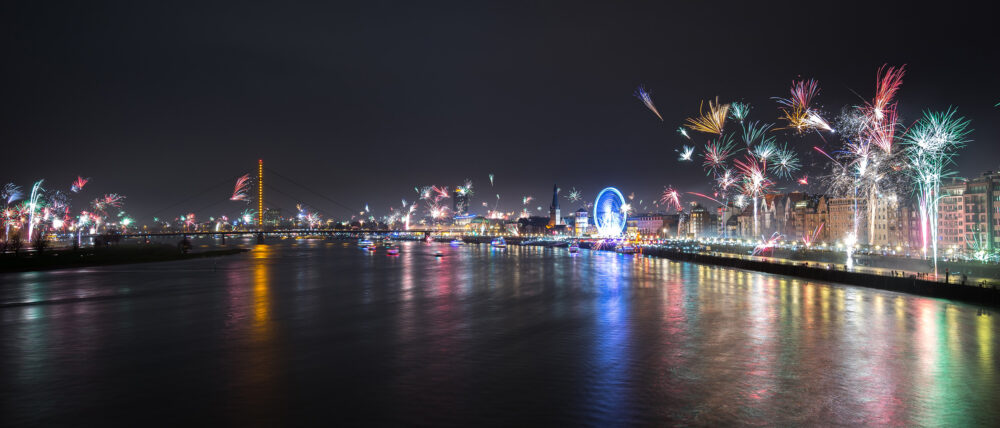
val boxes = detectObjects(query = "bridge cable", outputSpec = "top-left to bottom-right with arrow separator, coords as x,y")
146,175 -> 241,219
263,167 -> 357,214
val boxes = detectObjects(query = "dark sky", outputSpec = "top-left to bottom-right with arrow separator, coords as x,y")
3,1 -> 999,221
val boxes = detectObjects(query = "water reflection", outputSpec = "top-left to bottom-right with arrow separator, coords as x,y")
0,241 -> 998,426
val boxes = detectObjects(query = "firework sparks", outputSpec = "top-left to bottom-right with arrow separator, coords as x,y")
702,135 -> 737,173
678,145 -> 695,161
2,183 -> 22,205
660,186 -> 682,211
730,102 -> 751,122
903,107 -> 972,274
741,121 -> 775,146
715,169 -> 738,191
770,143 -> 801,179
567,187 -> 582,203
70,176 -> 89,193
230,174 -> 252,201
687,192 -> 723,206
634,85 -> 664,121
864,64 -> 906,153
774,79 -> 833,133
684,97 -> 729,135
797,175 -> 809,185
677,127 -> 691,139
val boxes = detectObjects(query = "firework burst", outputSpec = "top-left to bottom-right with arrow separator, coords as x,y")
684,97 -> 729,135
230,174 -> 253,201
774,79 -> 833,133
659,186 -> 682,212
71,176 -> 89,193
678,145 -> 695,161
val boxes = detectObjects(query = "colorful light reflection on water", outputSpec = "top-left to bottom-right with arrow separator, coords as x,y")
0,240 -> 997,426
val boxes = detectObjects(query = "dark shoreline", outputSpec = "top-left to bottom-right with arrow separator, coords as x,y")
0,246 -> 249,273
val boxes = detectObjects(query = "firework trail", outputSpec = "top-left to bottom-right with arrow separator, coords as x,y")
803,223 -> 824,246
687,192 -> 723,206
489,173 -> 495,187
26,180 -> 44,242
634,85 -> 664,121
677,127 -> 691,139
678,145 -> 695,161
685,97 -> 729,135
522,195 -> 533,205
660,186 -> 683,212
70,176 -> 89,193
230,174 -> 252,201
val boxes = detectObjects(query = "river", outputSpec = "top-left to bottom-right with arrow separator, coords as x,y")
1,239 -> 997,426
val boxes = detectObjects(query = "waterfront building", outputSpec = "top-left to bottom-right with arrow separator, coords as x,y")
961,171 -> 1000,252
573,207 -> 588,236
938,178 -> 967,252
689,202 -> 711,238
826,197 -> 866,246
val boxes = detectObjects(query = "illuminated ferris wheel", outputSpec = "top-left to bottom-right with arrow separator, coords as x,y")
593,187 -> 627,236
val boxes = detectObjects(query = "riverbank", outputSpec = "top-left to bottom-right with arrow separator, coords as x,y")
0,245 -> 249,273
622,245 -> 1000,307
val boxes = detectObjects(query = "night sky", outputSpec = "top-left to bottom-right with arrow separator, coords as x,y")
3,1 -> 999,222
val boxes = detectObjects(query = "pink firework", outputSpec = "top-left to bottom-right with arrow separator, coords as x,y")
734,155 -> 772,197
660,186 -> 682,212
777,79 -> 819,111
431,185 -> 450,202
102,194 -> 124,208
797,175 -> 809,185
864,64 -> 906,153
871,64 -> 906,120
687,192 -> 723,206
803,223 -> 824,246
71,176 -> 89,193
230,174 -> 252,201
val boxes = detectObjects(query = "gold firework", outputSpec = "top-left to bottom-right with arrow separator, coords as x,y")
684,97 -> 729,135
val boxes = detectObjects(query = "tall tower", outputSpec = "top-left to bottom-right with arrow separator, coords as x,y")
549,183 -> 561,226
258,159 -> 264,228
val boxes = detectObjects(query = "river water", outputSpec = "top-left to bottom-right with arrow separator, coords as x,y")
1,239 -> 997,426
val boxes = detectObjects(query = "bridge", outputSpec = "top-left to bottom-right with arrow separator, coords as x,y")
85,229 -> 441,239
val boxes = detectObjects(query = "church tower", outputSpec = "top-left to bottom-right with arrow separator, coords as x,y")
549,184 -> 561,226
